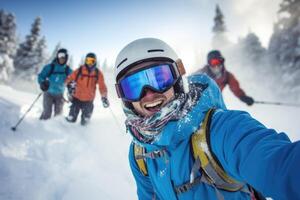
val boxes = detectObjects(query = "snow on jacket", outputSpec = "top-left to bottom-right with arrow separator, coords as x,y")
66,65 -> 107,101
38,62 -> 72,95
128,74 -> 300,200
197,65 -> 246,98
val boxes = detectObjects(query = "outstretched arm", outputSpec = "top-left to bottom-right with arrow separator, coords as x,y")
227,72 -> 254,105
227,72 -> 246,98
210,110 -> 300,200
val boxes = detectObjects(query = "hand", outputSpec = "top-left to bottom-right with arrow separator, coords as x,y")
40,80 -> 50,92
101,97 -> 109,108
67,81 -> 76,95
67,93 -> 73,102
240,95 -> 254,106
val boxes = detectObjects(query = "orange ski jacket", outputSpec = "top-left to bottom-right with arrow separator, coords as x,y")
66,65 -> 107,101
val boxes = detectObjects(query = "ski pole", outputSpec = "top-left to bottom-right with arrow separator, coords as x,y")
11,92 -> 43,131
108,107 -> 125,134
254,100 -> 300,107
63,96 -> 70,103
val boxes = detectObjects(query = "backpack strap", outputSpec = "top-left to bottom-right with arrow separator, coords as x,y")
133,144 -> 148,176
65,65 -> 70,76
75,66 -> 83,82
191,108 -> 245,192
47,63 -> 70,78
75,66 -> 99,82
95,68 -> 99,81
133,144 -> 167,176
46,63 -> 55,78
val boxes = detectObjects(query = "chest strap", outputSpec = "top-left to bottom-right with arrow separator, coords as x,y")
175,170 -> 252,200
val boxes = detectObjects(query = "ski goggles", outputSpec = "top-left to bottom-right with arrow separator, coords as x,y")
85,57 -> 96,65
209,58 -> 223,67
57,52 -> 67,59
116,63 -> 180,102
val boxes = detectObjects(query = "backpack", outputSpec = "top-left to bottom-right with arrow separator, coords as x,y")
133,109 -> 266,200
75,65 -> 99,82
47,63 -> 71,78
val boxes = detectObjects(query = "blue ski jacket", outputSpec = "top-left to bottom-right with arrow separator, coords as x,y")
128,74 -> 300,200
38,62 -> 72,95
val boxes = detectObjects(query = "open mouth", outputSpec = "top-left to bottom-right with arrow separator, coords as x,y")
144,100 -> 164,112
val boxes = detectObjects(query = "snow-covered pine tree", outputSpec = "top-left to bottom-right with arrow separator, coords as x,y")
0,10 -> 17,57
35,36 -> 48,74
239,32 -> 267,65
212,4 -> 230,49
0,10 -> 17,82
14,16 -> 45,81
268,0 -> 300,86
0,54 -> 14,83
213,5 -> 226,34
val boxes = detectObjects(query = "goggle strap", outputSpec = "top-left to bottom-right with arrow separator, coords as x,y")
176,59 -> 186,76
115,83 -> 122,98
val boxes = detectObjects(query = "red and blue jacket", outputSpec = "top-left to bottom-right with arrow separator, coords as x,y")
197,65 -> 246,98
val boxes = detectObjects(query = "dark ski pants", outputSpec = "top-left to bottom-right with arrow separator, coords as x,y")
40,92 -> 64,120
67,97 -> 94,125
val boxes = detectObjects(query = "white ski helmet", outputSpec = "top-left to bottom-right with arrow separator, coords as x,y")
114,38 -> 179,81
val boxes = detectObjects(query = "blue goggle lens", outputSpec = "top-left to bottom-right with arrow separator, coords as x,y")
119,64 -> 176,101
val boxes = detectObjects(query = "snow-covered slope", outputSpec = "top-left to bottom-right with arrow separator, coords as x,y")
0,73 -> 136,200
0,70 -> 299,200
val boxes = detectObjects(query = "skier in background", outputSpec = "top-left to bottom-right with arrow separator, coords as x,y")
38,48 -> 72,120
195,50 -> 254,106
114,38 -> 300,200
65,53 -> 109,125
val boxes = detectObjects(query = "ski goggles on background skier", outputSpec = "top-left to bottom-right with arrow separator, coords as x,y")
57,52 -> 67,59
85,57 -> 96,65
209,58 -> 224,67
116,63 -> 180,102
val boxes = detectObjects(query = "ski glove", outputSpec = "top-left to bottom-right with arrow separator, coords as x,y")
240,95 -> 254,106
40,80 -> 50,92
101,97 -> 110,108
67,81 -> 76,95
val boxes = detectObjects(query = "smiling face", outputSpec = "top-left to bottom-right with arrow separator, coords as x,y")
132,87 -> 175,117
120,61 -> 176,117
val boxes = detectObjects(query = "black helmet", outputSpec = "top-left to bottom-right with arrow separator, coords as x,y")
207,50 -> 224,64
86,52 -> 97,59
56,48 -> 69,64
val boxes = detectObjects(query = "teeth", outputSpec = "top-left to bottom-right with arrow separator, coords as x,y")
145,100 -> 163,108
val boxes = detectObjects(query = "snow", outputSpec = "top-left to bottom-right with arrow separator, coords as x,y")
0,53 -> 14,83
0,70 -> 299,199
0,72 -> 136,200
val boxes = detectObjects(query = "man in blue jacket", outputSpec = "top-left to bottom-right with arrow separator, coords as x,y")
38,48 -> 72,120
114,38 -> 300,200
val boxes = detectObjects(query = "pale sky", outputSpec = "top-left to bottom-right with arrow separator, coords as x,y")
1,0 -> 282,71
